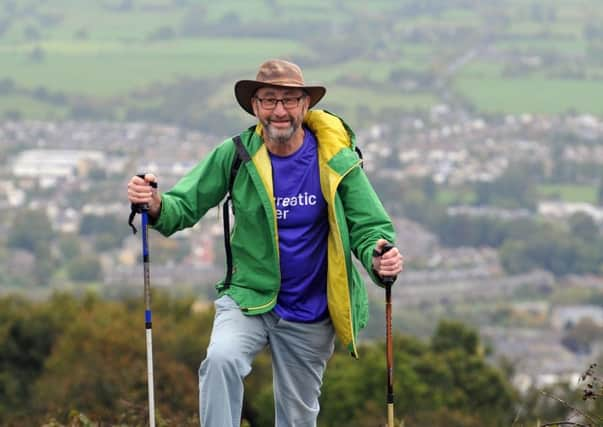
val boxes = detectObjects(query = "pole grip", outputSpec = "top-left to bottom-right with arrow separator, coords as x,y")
128,174 -> 158,234
134,173 -> 158,212
379,243 -> 397,286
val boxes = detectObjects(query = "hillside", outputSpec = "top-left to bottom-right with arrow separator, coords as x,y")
0,0 -> 602,135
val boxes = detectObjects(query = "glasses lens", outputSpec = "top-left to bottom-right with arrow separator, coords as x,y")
283,97 -> 298,108
256,95 -> 304,109
262,99 -> 277,108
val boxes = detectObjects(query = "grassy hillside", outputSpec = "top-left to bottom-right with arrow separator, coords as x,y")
0,0 -> 601,132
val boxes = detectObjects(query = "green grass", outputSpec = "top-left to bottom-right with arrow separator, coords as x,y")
0,38 -> 309,96
440,9 -> 481,25
436,188 -> 477,205
494,39 -> 588,55
305,56 -> 432,83
1,0 -> 602,120
0,94 -> 68,119
324,85 -> 437,114
457,62 -> 505,78
508,20 -> 585,39
435,185 -> 597,205
2,4 -> 184,43
455,77 -> 603,115
550,285 -> 598,305
537,184 -> 598,203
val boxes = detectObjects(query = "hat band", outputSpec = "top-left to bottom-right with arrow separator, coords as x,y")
260,79 -> 304,86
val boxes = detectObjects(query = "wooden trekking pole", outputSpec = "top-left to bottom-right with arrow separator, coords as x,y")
380,243 -> 397,427
385,277 -> 394,426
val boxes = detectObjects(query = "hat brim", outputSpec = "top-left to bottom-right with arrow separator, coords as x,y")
234,80 -> 326,116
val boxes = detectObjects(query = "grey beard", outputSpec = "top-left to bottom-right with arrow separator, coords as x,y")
266,122 -> 296,144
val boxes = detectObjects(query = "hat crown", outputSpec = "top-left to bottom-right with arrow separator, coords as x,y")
234,59 -> 326,115
255,59 -> 305,87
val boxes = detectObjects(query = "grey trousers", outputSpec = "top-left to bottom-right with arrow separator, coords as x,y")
199,295 -> 335,427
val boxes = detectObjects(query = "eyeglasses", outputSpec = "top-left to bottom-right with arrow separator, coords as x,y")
253,95 -> 306,110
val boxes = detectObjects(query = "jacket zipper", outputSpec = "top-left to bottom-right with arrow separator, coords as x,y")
241,294 -> 278,313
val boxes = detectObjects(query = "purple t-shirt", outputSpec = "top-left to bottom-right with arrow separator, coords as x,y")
270,128 -> 329,322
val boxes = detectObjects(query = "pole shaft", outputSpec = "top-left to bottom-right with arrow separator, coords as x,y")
386,282 -> 394,427
142,212 -> 151,311
146,329 -> 156,427
141,212 -> 156,427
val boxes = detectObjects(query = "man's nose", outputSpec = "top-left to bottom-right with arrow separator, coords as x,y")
272,100 -> 288,114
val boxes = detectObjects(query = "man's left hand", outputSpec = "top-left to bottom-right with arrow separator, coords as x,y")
372,239 -> 404,280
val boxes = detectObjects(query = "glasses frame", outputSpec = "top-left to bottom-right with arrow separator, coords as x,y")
253,94 -> 307,110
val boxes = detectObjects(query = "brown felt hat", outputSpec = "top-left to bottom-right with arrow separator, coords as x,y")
234,59 -> 326,115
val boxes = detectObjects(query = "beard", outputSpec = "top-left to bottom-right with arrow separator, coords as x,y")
262,114 -> 302,145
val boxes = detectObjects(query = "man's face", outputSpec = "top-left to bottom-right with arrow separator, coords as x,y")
252,87 -> 309,145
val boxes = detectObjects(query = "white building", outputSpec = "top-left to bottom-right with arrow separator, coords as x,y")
538,201 -> 603,223
12,149 -> 106,179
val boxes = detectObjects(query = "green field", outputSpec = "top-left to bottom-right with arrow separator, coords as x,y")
456,77 -> 603,115
0,94 -> 68,119
0,38 -> 308,95
0,0 -> 601,126
435,184 -> 598,206
436,188 -> 477,206
537,184 -> 598,203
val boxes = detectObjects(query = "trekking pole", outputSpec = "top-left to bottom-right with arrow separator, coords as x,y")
380,244 -> 397,427
128,175 -> 158,427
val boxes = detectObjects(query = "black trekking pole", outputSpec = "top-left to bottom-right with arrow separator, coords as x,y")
380,244 -> 397,427
128,175 -> 158,427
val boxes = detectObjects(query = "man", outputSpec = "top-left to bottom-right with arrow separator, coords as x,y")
127,58 -> 403,427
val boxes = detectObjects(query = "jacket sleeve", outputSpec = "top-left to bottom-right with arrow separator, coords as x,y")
152,139 -> 236,237
337,164 -> 396,285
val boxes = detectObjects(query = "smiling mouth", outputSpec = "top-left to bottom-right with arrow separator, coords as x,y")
270,120 -> 291,128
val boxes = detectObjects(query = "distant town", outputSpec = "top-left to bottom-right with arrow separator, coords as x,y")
2,106 -> 603,395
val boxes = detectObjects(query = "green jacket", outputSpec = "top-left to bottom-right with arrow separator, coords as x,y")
153,110 -> 395,357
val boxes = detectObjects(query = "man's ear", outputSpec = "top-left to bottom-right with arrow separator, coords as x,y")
301,96 -> 310,114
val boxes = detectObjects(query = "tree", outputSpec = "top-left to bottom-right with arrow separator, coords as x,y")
6,210 -> 56,286
598,177 -> 603,205
0,294 -> 78,424
499,239 -> 532,274
431,320 -> 479,355
561,318 -> 603,355
569,212 -> 599,242
58,233 -> 81,259
0,78 -> 15,94
318,321 -> 516,427
1,294 -> 520,426
179,5 -> 207,36
79,213 -> 123,236
66,255 -> 102,282
7,210 -> 54,252
29,46 -> 45,62
93,233 -> 122,252
500,221 -> 603,277
474,163 -> 538,210
31,296 -> 201,425
33,242 -> 55,286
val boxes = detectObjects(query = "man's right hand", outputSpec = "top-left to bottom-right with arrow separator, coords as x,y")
127,173 -> 161,219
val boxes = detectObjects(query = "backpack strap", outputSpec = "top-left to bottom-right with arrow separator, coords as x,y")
222,135 -> 250,288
